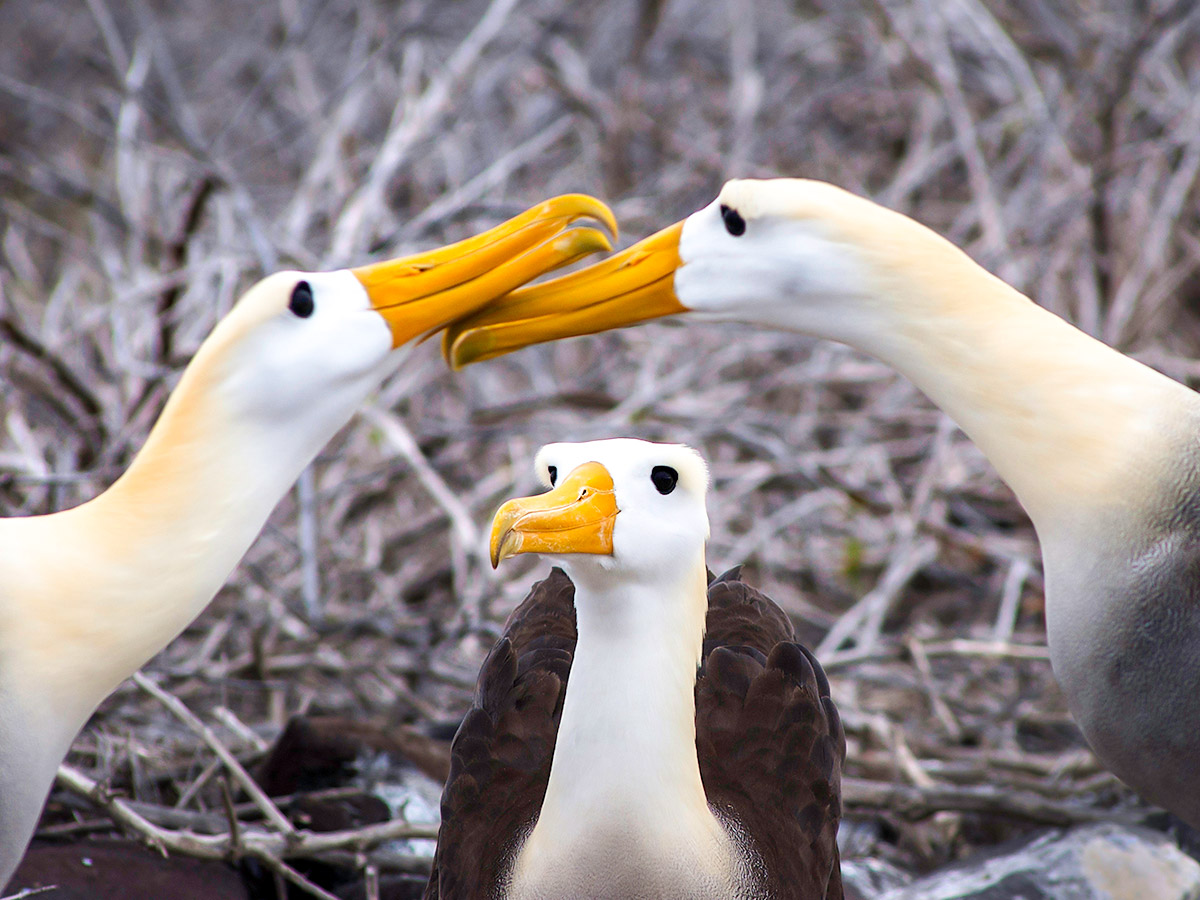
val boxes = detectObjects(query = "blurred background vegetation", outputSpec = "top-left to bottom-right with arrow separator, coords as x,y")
2,0 -> 1199,883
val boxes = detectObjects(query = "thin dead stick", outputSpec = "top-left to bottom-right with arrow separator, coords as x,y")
817,535 -> 939,657
842,775 -> 1138,827
361,407 -> 478,554
174,756 -> 222,811
83,0 -> 131,77
284,82 -> 369,248
132,671 -> 295,835
213,706 -> 271,754
296,465 -> 323,623
921,0 -> 1014,273
361,405 -> 485,610
1103,91 -> 1200,344
400,115 -> 575,238
40,787 -> 402,838
924,638 -> 1050,660
246,850 -> 344,900
884,718 -> 935,789
54,764 -> 438,859
2,887 -> 61,900
992,556 -> 1033,642
823,637 -> 1050,670
905,637 -> 963,741
329,0 -> 524,258
725,0 -> 763,174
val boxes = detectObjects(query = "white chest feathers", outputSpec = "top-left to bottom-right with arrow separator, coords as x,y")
503,807 -> 764,900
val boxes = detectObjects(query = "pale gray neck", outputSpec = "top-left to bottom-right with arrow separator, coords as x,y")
0,685 -> 74,889
841,260 -> 1200,626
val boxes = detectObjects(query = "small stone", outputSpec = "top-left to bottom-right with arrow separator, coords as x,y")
842,856 -> 912,897
877,823 -> 1200,900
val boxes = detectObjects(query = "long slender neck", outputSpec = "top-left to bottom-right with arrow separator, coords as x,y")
785,205 -> 1200,728
528,555 -> 714,848
0,356 -> 327,736
821,206 -> 1200,533
0,329 -> 385,888
798,201 -> 1200,828
0,361 -> 326,888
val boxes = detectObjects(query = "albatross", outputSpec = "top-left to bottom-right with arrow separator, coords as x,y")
0,194 -> 615,888
426,438 -> 844,900
443,177 -> 1200,827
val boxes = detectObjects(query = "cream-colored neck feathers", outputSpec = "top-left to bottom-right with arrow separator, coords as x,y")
510,555 -> 746,899
0,351 -> 318,724
712,182 -> 1200,826
0,312 -> 373,885
747,186 -> 1200,680
755,185 -> 1199,532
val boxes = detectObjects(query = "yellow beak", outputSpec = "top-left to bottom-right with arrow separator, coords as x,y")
442,221 -> 687,368
490,462 -> 619,568
353,195 -> 617,348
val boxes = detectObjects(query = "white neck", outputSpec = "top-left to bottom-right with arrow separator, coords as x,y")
1,382 -> 318,716
544,561 -> 710,827
0,346 -> 375,886
785,206 -> 1200,534
766,206 -> 1200,803
512,556 -> 741,895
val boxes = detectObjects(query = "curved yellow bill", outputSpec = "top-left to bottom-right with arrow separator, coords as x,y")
490,462 -> 619,568
443,220 -> 687,368
354,195 -> 617,348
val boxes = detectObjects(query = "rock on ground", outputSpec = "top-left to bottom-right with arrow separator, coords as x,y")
874,823 -> 1200,900
842,855 -> 914,898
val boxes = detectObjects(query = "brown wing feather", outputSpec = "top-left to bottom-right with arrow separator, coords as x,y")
425,566 -> 844,900
423,568 -> 576,900
697,566 -> 846,900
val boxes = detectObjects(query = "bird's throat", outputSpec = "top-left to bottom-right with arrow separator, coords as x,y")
821,212 -> 1196,531
511,559 -> 740,896
0,362 -> 326,725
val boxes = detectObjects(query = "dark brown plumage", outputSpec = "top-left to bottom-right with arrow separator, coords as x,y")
424,566 -> 844,900
698,567 -> 845,900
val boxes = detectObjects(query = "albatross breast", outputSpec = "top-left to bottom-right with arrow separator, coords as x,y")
426,562 -> 843,900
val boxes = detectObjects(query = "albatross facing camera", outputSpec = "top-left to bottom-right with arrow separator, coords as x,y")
426,438 -> 845,900
444,178 -> 1200,828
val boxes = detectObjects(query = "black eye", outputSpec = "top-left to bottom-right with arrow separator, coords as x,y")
719,204 -> 746,237
651,465 -> 678,495
289,281 -> 315,318
547,466 -> 557,486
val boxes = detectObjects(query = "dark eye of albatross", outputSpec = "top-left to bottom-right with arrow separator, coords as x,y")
719,204 -> 746,237
547,466 -> 557,486
651,466 -> 678,495
289,281 -> 315,318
